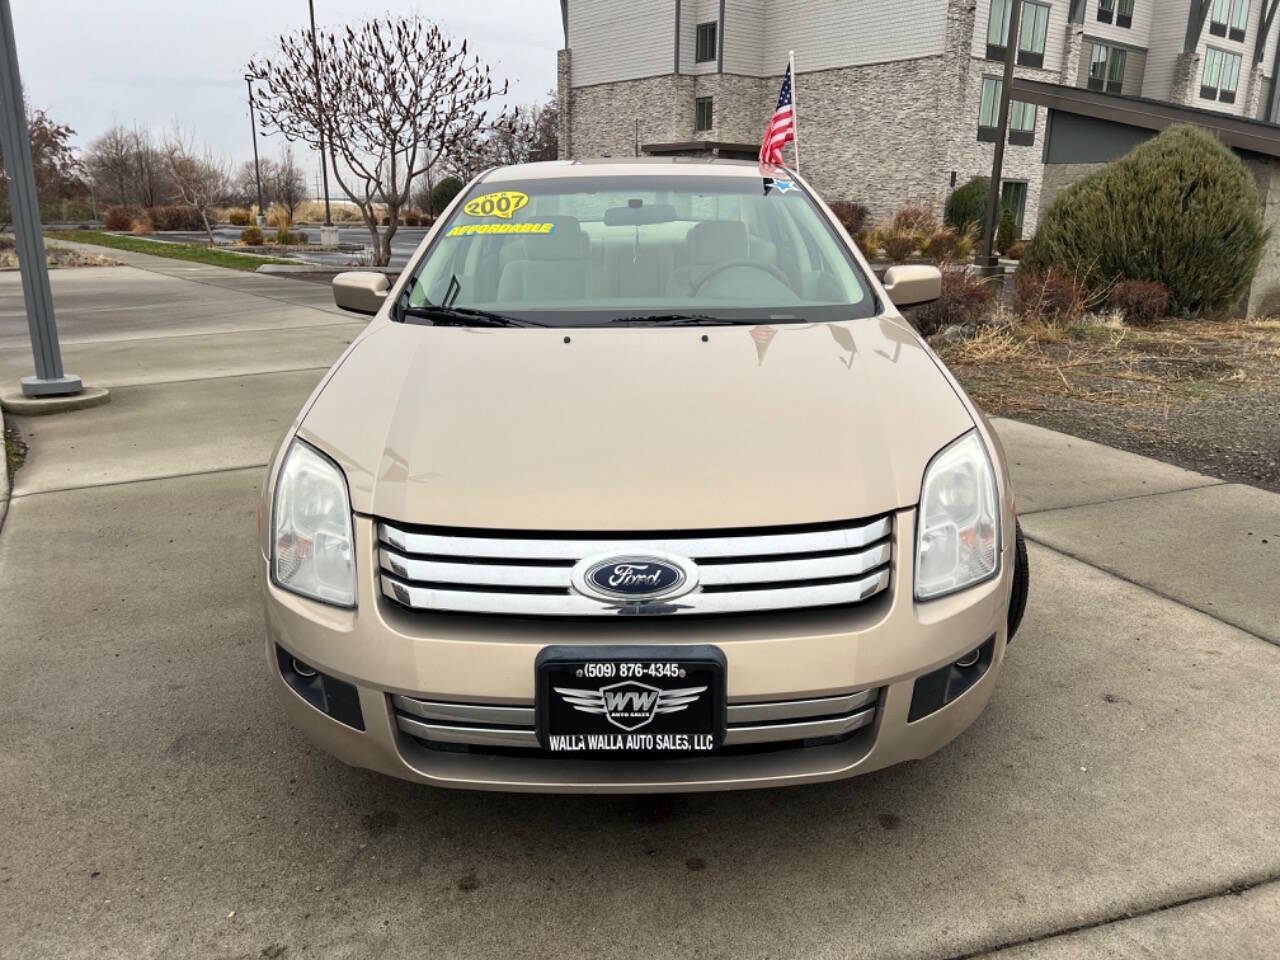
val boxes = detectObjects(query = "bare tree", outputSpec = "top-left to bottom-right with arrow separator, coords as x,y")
272,145 -> 306,219
130,126 -> 166,208
86,123 -> 134,207
444,95 -> 558,182
163,126 -> 228,245
249,15 -> 506,265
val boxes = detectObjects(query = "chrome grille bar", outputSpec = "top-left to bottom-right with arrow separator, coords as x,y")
377,514 -> 893,618
379,517 -> 891,561
381,569 -> 890,617
392,689 -> 879,751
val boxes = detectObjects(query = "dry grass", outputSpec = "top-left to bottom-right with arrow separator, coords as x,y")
0,245 -> 122,269
937,312 -> 1280,414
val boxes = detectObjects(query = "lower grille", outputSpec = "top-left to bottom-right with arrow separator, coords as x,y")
391,688 -> 878,755
377,515 -> 893,617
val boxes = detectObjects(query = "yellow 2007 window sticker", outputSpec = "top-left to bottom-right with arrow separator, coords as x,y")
462,190 -> 528,219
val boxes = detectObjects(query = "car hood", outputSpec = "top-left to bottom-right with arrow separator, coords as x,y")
298,316 -> 973,529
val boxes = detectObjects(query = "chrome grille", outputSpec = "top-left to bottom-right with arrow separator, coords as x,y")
376,515 -> 892,617
392,688 -> 879,752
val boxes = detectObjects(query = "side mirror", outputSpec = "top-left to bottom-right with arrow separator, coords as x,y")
332,271 -> 390,315
882,264 -> 942,307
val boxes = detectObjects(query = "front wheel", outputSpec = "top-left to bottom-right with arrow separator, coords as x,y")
1007,520 -> 1029,641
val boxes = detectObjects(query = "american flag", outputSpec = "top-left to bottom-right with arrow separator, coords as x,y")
759,64 -> 795,165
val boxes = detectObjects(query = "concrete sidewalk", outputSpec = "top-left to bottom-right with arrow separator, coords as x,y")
1,255 -> 1278,959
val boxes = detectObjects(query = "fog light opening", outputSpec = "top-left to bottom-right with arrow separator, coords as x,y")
292,657 -> 318,678
954,648 -> 981,669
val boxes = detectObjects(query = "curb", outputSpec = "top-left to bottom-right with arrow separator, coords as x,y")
1,387 -> 111,416
256,264 -> 398,275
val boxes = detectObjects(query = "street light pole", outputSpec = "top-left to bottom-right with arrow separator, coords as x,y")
0,0 -> 81,397
980,0 -> 1023,269
245,74 -> 266,226
309,0 -> 333,226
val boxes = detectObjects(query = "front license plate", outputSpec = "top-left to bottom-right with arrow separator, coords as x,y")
535,645 -> 726,756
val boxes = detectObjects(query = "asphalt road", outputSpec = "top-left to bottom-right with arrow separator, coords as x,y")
2,251 -> 1279,959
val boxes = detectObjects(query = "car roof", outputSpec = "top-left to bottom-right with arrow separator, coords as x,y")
480,158 -> 789,182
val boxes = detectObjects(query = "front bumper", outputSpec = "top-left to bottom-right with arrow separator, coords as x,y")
264,508 -> 1011,793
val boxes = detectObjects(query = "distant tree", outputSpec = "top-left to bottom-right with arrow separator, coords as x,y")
129,126 -> 166,208
249,15 -> 506,265
430,176 -> 464,215
0,106 -> 85,222
163,126 -> 229,245
444,95 -> 557,182
272,144 -> 306,218
86,124 -> 135,207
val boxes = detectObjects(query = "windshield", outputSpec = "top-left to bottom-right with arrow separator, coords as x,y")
400,174 -> 877,326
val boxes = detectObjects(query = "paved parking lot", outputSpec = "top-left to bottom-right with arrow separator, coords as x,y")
1,251 -> 1278,959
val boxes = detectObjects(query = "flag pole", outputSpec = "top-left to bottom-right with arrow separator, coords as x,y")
789,50 -> 800,175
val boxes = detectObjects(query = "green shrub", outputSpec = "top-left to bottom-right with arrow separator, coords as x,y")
996,207 -> 1017,254
240,226 -> 264,246
946,176 -> 989,231
430,175 -> 464,214
103,206 -> 135,231
1022,125 -> 1267,317
905,268 -> 995,335
1107,279 -> 1172,325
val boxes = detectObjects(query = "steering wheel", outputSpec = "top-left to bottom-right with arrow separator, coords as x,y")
691,259 -> 792,295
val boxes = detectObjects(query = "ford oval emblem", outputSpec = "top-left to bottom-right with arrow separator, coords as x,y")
571,551 -> 699,603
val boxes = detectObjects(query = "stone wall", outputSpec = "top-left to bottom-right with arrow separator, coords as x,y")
1244,155 -> 1280,316
1040,160 -> 1107,212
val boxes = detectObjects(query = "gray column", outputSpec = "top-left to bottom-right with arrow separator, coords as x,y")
0,0 -> 81,397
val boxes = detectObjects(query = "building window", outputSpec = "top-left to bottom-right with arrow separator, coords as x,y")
1009,99 -> 1037,144
1088,43 -> 1127,93
987,0 -> 1051,67
1201,47 -> 1243,102
1116,0 -> 1134,27
1097,0 -> 1114,23
1230,0 -> 1250,40
695,96 -> 713,131
977,76 -> 1037,145
1001,181 -> 1029,235
695,21 -> 717,63
1211,0 -> 1249,40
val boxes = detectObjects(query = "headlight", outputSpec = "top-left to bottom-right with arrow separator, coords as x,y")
272,439 -> 356,607
915,430 -> 1000,601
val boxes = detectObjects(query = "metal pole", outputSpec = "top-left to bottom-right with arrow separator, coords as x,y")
309,0 -> 332,226
789,50 -> 799,175
0,0 -> 80,397
980,0 -> 1022,268
245,75 -> 266,224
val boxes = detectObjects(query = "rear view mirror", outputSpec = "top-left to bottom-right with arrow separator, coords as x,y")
603,203 -> 677,226
332,271 -> 390,315
882,265 -> 942,307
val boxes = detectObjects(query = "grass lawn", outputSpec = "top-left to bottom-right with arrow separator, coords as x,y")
45,231 -> 302,272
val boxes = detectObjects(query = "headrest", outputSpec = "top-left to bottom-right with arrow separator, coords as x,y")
525,216 -> 583,261
686,220 -> 749,265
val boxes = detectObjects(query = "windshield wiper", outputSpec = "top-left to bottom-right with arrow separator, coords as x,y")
604,313 -> 751,326
398,303 -> 547,328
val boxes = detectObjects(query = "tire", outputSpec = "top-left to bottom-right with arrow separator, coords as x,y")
1007,520 -> 1029,642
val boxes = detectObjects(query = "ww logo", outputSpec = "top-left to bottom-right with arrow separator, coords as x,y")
554,679 -> 708,733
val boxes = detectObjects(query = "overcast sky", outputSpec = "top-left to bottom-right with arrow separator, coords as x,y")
12,1 -> 562,189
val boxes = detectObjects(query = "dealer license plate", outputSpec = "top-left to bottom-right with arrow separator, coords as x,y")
535,645 -> 726,756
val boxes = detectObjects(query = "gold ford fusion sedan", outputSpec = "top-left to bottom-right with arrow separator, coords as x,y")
260,158 -> 1029,793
